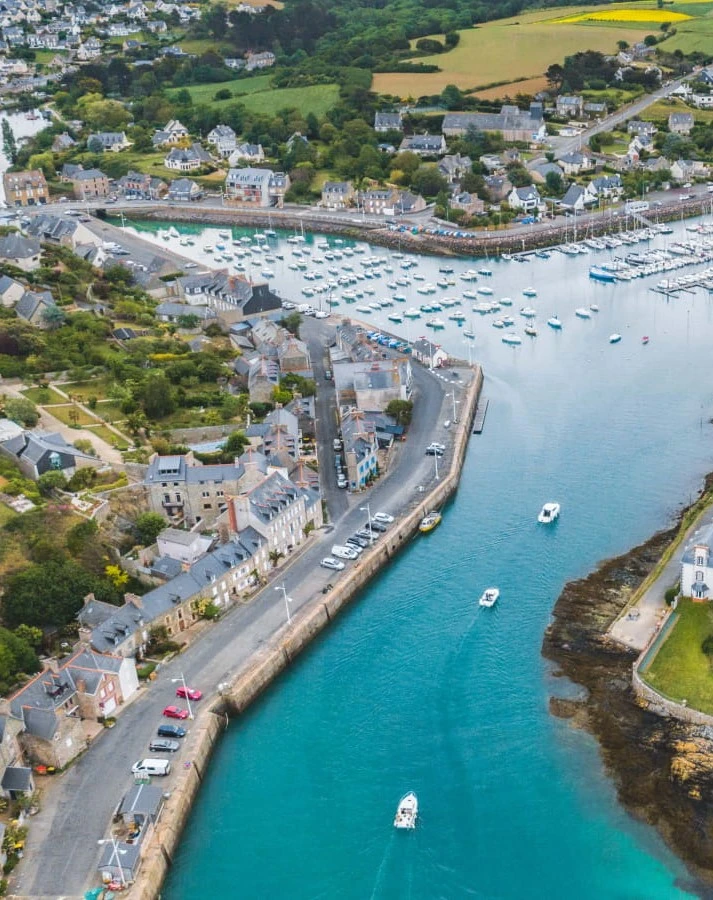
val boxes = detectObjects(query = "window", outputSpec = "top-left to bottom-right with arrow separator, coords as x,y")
697,555 -> 706,566
203,503 -> 212,510
164,493 -> 170,503
202,491 -> 210,498
175,493 -> 181,502
696,571 -> 704,581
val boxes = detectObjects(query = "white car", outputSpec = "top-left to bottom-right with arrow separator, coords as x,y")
373,512 -> 394,524
315,310 -> 329,319
321,557 -> 345,571
331,544 -> 358,560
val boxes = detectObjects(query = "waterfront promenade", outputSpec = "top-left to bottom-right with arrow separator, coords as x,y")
12,340 -> 480,898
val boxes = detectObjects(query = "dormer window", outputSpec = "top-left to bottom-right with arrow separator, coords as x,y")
697,555 -> 706,566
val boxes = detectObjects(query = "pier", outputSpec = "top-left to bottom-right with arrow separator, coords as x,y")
473,398 -> 489,434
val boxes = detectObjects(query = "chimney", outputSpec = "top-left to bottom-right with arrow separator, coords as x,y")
181,561 -> 191,572
227,496 -> 239,534
45,657 -> 60,675
83,592 -> 96,606
76,677 -> 86,694
125,592 -> 142,609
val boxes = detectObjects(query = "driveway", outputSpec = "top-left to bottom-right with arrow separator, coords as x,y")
18,353 -> 471,898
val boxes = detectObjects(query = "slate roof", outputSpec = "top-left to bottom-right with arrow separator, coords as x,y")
0,233 -> 39,259
15,290 -> 56,322
145,455 -> 244,485
1,767 -> 33,792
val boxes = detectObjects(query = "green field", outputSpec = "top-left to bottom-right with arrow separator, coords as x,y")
661,13 -> 713,53
168,77 -> 339,118
22,385 -> 66,404
641,98 -> 713,124
644,599 -> 713,715
85,424 -> 130,449
59,379 -> 113,401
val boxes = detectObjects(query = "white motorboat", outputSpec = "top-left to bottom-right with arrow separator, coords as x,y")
502,334 -> 521,346
479,587 -> 500,608
499,297 -> 513,306
589,304 -> 600,312
463,327 -> 475,339
477,266 -> 492,276
522,287 -> 537,298
394,792 -> 418,829
538,502 -> 560,524
492,319 -> 505,329
574,307 -> 591,319
520,306 -> 537,318
609,333 -> 622,344
547,316 -> 562,330
524,324 -> 537,337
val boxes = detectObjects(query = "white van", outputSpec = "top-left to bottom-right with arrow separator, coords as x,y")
131,758 -> 172,777
331,544 -> 358,560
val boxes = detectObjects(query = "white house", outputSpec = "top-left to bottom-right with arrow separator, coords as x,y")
206,124 -> 237,158
508,185 -> 540,213
411,338 -> 448,368
681,529 -> 713,599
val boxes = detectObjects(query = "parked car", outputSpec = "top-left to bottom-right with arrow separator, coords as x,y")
373,512 -> 394,524
176,686 -> 202,701
331,544 -> 358,560
365,520 -> 387,532
332,438 -> 342,451
425,447 -> 444,457
343,540 -> 363,554
348,534 -> 370,548
157,724 -> 187,739
131,758 -> 171,777
321,556 -> 346,571
325,369 -> 333,380
337,475 -> 347,488
163,705 -> 189,720
149,738 -> 180,753
356,530 -> 376,543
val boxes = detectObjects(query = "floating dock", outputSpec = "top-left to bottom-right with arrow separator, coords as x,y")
473,398 -> 489,434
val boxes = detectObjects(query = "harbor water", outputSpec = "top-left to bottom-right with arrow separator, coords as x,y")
126,218 -> 713,897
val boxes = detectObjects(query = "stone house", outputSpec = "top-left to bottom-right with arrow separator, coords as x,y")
0,274 -> 25,307
559,151 -> 594,176
321,181 -> 354,210
206,124 -> 237,158
70,167 -> 109,199
668,112 -> 694,135
442,108 -> 546,142
437,153 -> 472,184
450,191 -> 484,215
167,178 -> 203,201
7,650 -> 138,767
277,334 -> 311,376
671,159 -> 709,182
374,111 -> 403,133
145,454 -> 245,525
333,359 -> 412,412
484,175 -> 513,203
15,290 -> 59,328
398,133 -> 447,156
555,95 -> 584,118
340,408 -> 379,490
248,355 -> 281,403
411,337 -> 448,368
508,184 -> 541,213
3,169 -> 48,207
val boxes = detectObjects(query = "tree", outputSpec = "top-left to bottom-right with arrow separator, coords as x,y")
142,372 -> 175,419
546,63 -> 564,92
385,398 -> 414,427
37,470 -> 68,496
2,120 -> 17,164
41,304 -> 66,330
13,624 -> 42,650
617,40 -> 630,51
268,549 -> 284,568
134,511 -> 166,546
702,634 -> 713,662
87,135 -> 104,154
440,84 -> 463,110
644,34 -> 658,47
177,314 -> 200,329
1,560 -> 116,629
105,564 -> 128,589
3,397 -> 39,427
545,171 -> 564,196
411,166 -> 448,198
279,311 -> 302,337
224,429 -> 249,457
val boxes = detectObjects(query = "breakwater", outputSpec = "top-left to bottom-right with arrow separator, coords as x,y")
105,193 -> 713,259
124,365 -> 482,899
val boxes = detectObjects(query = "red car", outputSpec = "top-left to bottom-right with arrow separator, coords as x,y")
175,686 -> 202,701
163,705 -> 189,720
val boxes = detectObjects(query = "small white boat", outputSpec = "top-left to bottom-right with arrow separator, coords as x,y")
477,266 -> 492,276
463,328 -> 475,339
524,324 -> 537,337
492,319 -> 505,329
609,333 -> 622,344
590,304 -> 600,312
477,286 -> 494,296
479,587 -> 500,608
547,316 -> 562,330
538,502 -> 560,524
502,334 -> 522,346
394,792 -> 418,829
574,307 -> 591,319
499,297 -> 513,306
522,287 -> 537,298
520,306 -> 537,319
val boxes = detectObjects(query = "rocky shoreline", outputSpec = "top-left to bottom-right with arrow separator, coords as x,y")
543,474 -> 713,897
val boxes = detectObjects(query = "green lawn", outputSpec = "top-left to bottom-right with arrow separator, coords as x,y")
644,598 -> 713,715
661,14 -> 713,53
95,401 -> 125,423
168,77 -> 339,118
641,98 -> 713,124
85,424 -> 130,450
45,404 -> 98,427
22,385 -> 66,404
59,379 -> 113,401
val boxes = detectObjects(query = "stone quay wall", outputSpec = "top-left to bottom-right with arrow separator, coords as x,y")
126,364 -> 482,899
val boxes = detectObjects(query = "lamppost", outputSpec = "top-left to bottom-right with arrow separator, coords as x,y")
171,673 -> 194,719
274,583 -> 293,624
434,450 -> 439,480
98,837 -> 127,888
360,503 -> 373,543
448,391 -> 459,424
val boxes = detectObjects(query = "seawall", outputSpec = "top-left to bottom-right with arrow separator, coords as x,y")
125,365 -> 483,898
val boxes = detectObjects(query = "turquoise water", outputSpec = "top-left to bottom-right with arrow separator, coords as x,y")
133,220 -> 713,897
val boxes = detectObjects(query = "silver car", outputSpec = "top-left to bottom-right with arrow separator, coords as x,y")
148,738 -> 180,753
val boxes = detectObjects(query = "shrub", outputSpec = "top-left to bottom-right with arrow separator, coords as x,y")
665,585 -> 679,605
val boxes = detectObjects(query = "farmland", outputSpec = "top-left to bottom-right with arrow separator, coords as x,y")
373,0 -> 713,99
372,9 -> 651,97
168,77 -> 339,117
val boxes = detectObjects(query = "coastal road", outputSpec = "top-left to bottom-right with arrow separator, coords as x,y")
18,342 -> 469,898
610,503 -> 713,651
551,76 -> 688,159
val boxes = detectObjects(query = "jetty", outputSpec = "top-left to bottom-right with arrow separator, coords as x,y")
473,398 -> 489,434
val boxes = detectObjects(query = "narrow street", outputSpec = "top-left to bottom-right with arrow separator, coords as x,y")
17,346 -> 472,898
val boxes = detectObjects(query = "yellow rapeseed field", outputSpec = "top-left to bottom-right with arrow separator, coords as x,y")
554,8 -> 692,22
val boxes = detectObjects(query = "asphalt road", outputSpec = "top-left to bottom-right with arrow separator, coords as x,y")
19,338 -> 468,898
552,76 -> 687,159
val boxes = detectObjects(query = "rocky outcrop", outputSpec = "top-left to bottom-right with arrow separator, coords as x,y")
543,476 -> 713,891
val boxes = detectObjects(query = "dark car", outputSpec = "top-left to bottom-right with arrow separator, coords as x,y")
425,447 -> 444,457
365,520 -> 387,533
348,535 -> 370,548
149,738 -> 180,753
157,723 -> 187,739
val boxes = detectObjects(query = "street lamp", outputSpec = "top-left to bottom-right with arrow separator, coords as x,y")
274,583 -> 293,624
448,391 -> 459,424
171,673 -> 194,720
98,837 -> 127,888
433,449 -> 439,480
360,504 -> 373,543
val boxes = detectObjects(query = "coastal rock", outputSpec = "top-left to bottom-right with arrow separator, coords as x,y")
543,475 -> 713,888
